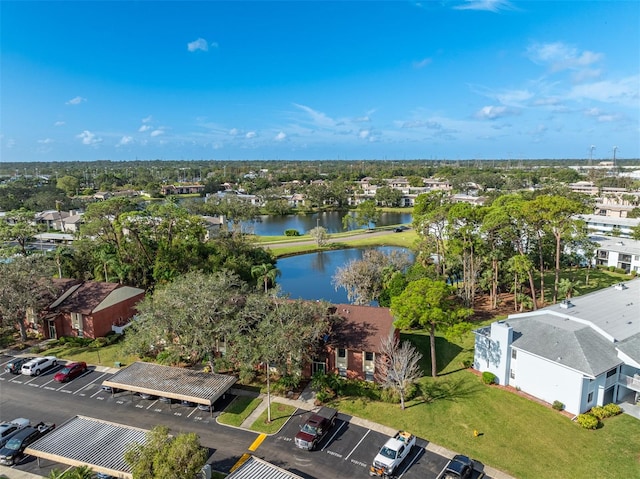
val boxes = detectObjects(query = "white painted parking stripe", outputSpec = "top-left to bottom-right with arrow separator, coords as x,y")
344,429 -> 370,461
322,420 -> 346,451
73,372 -> 107,395
397,447 -> 423,478
146,400 -> 158,410
187,408 -> 198,418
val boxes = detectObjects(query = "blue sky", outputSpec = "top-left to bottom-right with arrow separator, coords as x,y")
1,1 -> 638,162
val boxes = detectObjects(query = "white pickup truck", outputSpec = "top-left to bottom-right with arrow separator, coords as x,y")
369,430 -> 416,477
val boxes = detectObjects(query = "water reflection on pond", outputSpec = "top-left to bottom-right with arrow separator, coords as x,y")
276,246 -> 413,304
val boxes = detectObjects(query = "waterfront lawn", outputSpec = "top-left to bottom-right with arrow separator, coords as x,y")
38,340 -> 139,368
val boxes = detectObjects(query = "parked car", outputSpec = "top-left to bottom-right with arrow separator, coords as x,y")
0,418 -> 30,448
54,361 -> 87,382
101,385 -> 122,394
180,400 -> 196,407
158,396 -> 172,404
20,356 -> 58,376
0,422 -> 55,466
439,454 -> 475,479
4,357 -> 34,375
137,392 -> 157,400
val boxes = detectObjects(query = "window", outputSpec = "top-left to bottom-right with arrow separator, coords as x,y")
365,351 -> 374,361
587,392 -> 594,402
338,348 -> 346,358
510,369 -> 515,379
606,368 -> 617,378
511,349 -> 517,360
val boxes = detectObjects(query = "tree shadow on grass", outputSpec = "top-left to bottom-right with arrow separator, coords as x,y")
404,376 -> 483,409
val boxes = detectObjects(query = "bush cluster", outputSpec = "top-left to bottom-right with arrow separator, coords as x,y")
284,229 -> 300,236
552,400 -> 565,411
481,371 -> 497,385
590,403 -> 622,419
576,413 -> 599,429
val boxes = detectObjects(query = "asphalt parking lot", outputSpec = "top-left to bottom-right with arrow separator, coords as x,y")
1,354 -> 490,478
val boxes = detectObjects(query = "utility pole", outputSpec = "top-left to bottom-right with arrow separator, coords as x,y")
589,145 -> 596,166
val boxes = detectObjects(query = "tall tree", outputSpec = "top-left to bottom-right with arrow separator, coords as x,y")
251,263 -> 281,293
375,333 -> 423,410
332,249 -> 412,305
343,200 -> 381,231
124,425 -> 207,479
528,195 -> 588,303
0,208 -> 38,256
391,278 -> 472,377
0,256 -> 60,341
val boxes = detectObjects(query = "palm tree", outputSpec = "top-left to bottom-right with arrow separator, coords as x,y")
251,263 -> 281,293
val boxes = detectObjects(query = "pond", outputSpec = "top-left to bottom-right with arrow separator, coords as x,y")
243,211 -> 412,236
276,246 -> 413,304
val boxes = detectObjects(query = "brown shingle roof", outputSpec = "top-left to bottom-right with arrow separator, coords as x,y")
330,304 -> 395,353
51,281 -> 121,315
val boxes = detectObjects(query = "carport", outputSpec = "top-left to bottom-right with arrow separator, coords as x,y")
101,361 -> 236,412
229,455 -> 305,479
25,415 -> 148,478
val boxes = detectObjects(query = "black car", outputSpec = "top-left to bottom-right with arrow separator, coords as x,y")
0,422 -> 55,466
4,357 -> 35,374
442,454 -> 475,479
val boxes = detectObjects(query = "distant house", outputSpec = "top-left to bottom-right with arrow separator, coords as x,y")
579,214 -> 640,239
161,184 -> 206,195
473,280 -> 640,415
43,280 -> 145,340
591,235 -> 640,274
35,210 -> 70,230
310,304 -> 398,382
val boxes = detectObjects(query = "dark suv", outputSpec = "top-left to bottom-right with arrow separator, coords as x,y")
0,422 -> 55,466
4,356 -> 34,374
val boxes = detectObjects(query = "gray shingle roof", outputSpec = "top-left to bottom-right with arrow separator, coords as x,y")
25,416 -> 147,478
617,333 -> 640,364
510,314 -> 622,377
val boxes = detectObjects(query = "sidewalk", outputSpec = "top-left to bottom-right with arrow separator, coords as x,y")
231,385 -> 516,479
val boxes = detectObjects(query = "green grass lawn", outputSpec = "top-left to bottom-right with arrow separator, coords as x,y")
249,402 -> 297,434
331,327 -> 640,479
217,396 -> 263,427
37,340 -> 139,368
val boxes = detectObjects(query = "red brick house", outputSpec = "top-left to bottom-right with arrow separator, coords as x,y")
308,304 -> 398,382
43,280 -> 145,340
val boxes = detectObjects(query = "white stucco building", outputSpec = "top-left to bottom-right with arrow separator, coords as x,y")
473,280 -> 640,416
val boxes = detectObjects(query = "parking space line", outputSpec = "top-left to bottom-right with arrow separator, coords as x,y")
187,408 -> 198,418
248,433 -> 267,452
321,420 -> 346,451
73,372 -> 107,395
397,447 -> 424,478
146,400 -> 158,410
344,429 -> 370,461
90,388 -> 104,398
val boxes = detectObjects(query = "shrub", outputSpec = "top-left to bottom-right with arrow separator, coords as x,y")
576,413 -> 599,429
315,389 -> 333,404
91,337 -> 109,348
380,387 -> 401,404
590,406 -> 607,420
156,349 -> 183,366
284,229 -> 300,236
603,403 -> 622,416
552,400 -> 565,411
481,371 -> 497,385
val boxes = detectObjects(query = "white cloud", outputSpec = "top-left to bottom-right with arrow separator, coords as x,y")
150,129 -> 164,137
66,96 -> 86,105
38,138 -> 54,144
54,121 -> 65,127
141,115 -> 153,123
495,89 -> 533,107
453,0 -> 514,12
245,131 -> 257,139
274,131 -> 287,141
118,136 -> 134,146
229,128 -> 240,136
413,58 -> 432,69
76,130 -> 102,145
359,130 -> 370,139
527,42 -> 603,72
293,103 -> 336,128
475,105 -> 511,120
187,38 -> 211,52
569,76 -> 639,107
139,124 -> 152,132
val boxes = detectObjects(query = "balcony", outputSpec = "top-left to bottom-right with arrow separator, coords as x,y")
620,374 -> 640,392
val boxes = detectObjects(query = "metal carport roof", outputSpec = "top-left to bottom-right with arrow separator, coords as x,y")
228,455 -> 305,479
25,415 -> 148,479
101,361 -> 236,406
